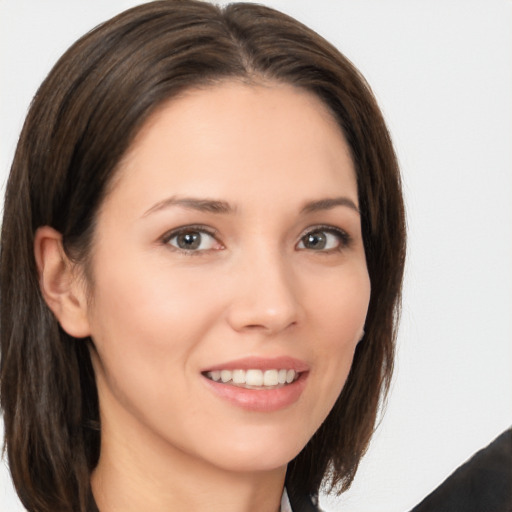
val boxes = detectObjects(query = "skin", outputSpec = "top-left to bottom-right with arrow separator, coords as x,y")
36,81 -> 370,512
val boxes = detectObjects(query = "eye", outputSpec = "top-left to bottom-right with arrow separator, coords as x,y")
297,226 -> 350,251
164,227 -> 221,253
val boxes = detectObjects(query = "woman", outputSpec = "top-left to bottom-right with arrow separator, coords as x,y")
0,1 -> 405,511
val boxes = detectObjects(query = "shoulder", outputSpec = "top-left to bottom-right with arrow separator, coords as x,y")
411,428 -> 512,512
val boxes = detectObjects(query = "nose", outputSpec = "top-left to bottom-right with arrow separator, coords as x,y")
226,250 -> 300,335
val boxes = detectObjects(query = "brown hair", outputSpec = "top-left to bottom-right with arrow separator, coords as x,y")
0,1 -> 406,511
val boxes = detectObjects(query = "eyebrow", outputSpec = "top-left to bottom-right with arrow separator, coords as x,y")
143,195 -> 359,217
143,196 -> 234,217
300,197 -> 360,215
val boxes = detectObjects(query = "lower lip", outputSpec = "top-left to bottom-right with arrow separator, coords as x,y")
202,373 -> 308,412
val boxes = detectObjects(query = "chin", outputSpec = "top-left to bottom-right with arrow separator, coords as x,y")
197,426 -> 311,474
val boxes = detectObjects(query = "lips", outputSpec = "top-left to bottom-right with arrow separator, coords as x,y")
201,356 -> 309,412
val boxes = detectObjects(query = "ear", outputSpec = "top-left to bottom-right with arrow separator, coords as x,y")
34,226 -> 91,338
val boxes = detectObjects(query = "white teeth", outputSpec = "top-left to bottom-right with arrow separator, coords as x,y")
263,369 -> 279,386
232,369 -> 245,384
246,369 -> 263,386
205,368 -> 299,388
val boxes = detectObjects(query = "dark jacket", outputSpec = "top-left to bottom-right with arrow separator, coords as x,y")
410,428 -> 512,512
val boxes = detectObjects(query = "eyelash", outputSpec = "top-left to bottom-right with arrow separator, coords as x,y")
161,224 -> 351,255
161,225 -> 221,256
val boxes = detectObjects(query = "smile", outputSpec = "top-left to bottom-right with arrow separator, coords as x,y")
201,356 -> 309,411
204,369 -> 299,389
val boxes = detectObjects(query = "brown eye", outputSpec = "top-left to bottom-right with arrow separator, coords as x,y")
302,231 -> 328,250
297,227 -> 349,251
167,229 -> 218,252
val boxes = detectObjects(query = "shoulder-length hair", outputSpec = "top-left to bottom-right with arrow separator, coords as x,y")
0,1 -> 406,511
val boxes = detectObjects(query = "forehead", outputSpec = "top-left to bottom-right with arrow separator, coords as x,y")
107,81 -> 357,213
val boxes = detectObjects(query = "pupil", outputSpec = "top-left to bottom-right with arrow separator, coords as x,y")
305,232 -> 326,249
178,232 -> 200,250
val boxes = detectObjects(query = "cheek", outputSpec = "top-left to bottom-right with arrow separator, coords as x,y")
303,265 -> 370,406
308,264 -> 370,346
86,268 -> 217,457
89,253 -> 218,340
85,260 -> 207,401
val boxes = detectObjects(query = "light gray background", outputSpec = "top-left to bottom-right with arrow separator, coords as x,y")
1,1 -> 511,511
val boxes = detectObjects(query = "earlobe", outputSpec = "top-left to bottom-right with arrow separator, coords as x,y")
34,226 -> 91,338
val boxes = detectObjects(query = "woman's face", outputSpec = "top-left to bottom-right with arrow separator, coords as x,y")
83,82 -> 370,474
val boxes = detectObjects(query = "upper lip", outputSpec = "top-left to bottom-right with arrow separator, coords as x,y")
202,356 -> 310,373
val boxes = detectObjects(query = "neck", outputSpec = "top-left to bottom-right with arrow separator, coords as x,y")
91,403 -> 286,512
